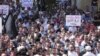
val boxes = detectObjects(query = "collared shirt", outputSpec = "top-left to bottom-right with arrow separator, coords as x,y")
83,52 -> 95,56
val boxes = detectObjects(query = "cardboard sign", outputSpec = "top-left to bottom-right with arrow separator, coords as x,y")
0,5 -> 9,15
66,15 -> 81,26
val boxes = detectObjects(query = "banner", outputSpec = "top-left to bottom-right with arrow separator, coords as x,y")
66,15 -> 81,26
20,0 -> 33,9
0,5 -> 9,15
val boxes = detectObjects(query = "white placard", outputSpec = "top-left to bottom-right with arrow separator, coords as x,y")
97,26 -> 100,30
66,15 -> 82,26
0,5 -> 9,15
20,0 -> 33,9
0,17 -> 2,34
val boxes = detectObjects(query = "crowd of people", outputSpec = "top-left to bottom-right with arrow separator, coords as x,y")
0,0 -> 100,56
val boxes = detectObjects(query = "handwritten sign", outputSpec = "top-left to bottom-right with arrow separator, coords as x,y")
66,15 -> 82,26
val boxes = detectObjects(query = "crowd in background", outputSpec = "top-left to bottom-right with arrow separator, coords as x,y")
0,0 -> 100,56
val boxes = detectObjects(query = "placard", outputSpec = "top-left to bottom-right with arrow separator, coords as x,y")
20,0 -> 33,9
0,5 -> 9,15
66,15 -> 81,26
97,26 -> 100,30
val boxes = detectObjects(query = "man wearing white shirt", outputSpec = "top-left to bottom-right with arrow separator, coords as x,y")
68,44 -> 78,56
83,46 -> 95,56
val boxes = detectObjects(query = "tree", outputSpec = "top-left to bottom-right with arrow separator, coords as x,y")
45,0 -> 56,12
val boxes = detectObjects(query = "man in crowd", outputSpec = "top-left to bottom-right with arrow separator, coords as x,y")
0,0 -> 100,56
83,46 -> 95,56
68,44 -> 78,56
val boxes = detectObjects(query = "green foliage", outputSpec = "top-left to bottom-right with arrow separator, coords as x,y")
45,0 -> 56,12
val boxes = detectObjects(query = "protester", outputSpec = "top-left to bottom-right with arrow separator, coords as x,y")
83,46 -> 95,56
68,44 -> 78,56
94,41 -> 100,55
0,0 -> 100,56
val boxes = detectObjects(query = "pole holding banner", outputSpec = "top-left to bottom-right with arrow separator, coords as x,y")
0,17 -> 2,34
